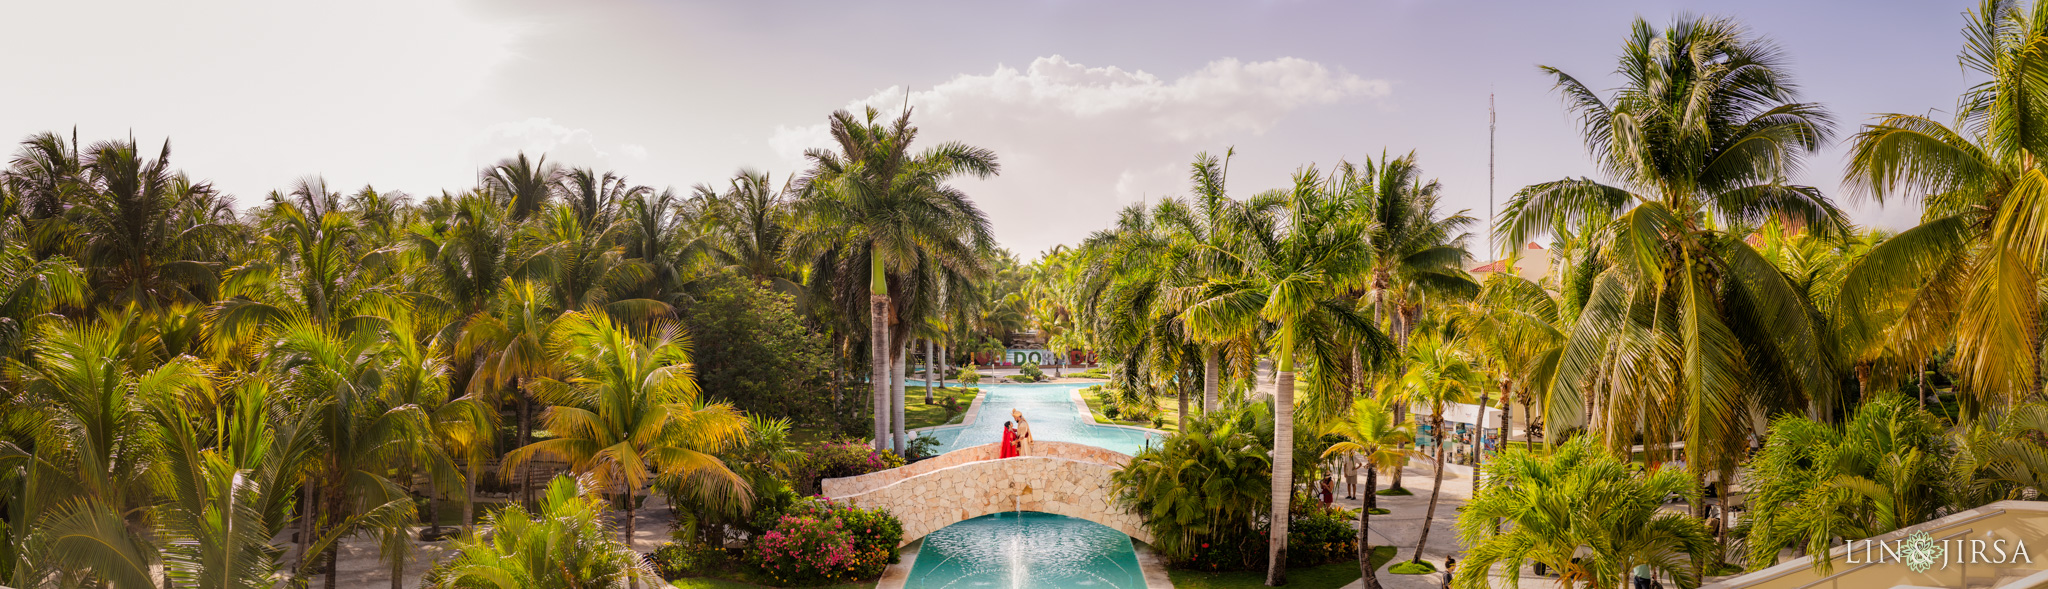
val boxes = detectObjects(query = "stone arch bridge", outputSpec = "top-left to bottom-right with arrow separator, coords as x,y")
821,441 -> 1151,546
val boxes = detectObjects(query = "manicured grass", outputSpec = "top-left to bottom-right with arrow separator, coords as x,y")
1388,559 -> 1438,575
1365,507 -> 1390,515
1167,546 -> 1397,589
669,578 -> 872,589
907,386 -> 980,430
1081,390 -> 1182,433
1376,487 -> 1414,496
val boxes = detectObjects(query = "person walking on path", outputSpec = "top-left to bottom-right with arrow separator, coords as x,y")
1010,409 -> 1034,455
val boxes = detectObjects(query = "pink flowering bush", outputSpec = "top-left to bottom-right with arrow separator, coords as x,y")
748,497 -> 901,585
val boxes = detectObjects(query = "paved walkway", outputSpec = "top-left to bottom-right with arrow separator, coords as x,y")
1328,459 -> 1554,589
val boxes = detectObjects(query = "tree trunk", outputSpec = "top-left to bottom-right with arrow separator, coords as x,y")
1266,369 -> 1295,586
871,295 -> 891,452
298,473 -> 315,572
390,542 -> 404,589
518,376 -> 533,509
1360,465 -> 1381,589
1204,348 -> 1220,413
1178,376 -> 1190,433
1919,358 -> 1929,407
463,459 -> 478,539
624,488 -> 637,549
1390,309 -> 1411,491
924,338 -> 935,404
894,342 -> 909,455
939,344 -> 949,389
1411,413 -> 1447,565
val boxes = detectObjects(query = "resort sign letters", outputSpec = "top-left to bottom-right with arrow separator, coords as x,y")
1844,531 -> 2033,573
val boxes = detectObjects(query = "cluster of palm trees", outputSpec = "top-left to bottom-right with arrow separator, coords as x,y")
1081,3 -> 2048,587
0,106 -> 1019,587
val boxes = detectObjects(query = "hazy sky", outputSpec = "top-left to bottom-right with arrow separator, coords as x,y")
0,0 -> 1973,257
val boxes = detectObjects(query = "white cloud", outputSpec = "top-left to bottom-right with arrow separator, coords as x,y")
470,118 -> 644,172
767,55 -> 1390,254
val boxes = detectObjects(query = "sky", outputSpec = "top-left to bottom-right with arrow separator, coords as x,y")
0,0 -> 1975,258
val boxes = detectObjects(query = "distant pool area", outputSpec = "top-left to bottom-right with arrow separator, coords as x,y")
919,383 -> 1159,457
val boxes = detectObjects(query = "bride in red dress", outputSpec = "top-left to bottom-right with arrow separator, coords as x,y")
999,421 -> 1020,458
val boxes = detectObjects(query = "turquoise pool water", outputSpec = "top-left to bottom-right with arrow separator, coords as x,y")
921,383 -> 1158,456
905,512 -> 1144,589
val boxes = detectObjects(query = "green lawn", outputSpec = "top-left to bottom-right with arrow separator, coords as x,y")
906,385 -> 981,430
1081,390 -> 1182,433
1167,546 -> 1398,589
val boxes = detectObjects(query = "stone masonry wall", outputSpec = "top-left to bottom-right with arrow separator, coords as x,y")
823,452 -> 1151,546
821,440 -> 1130,498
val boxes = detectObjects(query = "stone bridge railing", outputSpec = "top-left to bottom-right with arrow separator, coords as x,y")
820,441 -> 1150,545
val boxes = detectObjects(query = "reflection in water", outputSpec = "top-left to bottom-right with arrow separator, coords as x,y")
906,512 -> 1143,589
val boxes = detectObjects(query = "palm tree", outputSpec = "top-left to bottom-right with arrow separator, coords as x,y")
74,138 -> 230,308
429,475 -> 659,589
1321,398 -> 1414,589
457,280 -> 558,508
1839,0 -> 2048,416
504,309 -> 749,547
697,169 -> 800,293
790,106 -> 999,454
1349,152 -> 1477,491
482,152 -> 560,222
1454,437 -> 1715,589
1183,166 -> 1386,585
1496,15 -> 1845,505
1390,335 -> 1477,566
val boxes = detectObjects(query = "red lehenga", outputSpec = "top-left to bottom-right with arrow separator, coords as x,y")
999,427 -> 1020,458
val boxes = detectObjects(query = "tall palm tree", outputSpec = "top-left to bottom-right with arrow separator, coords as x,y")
1183,166 -> 1387,585
1496,16 -> 1845,503
482,152 -> 560,222
74,138 -> 230,308
1389,335 -> 1477,566
1839,0 -> 2048,417
790,106 -> 998,454
505,309 -> 749,546
458,280 -> 558,508
697,169 -> 800,292
1348,153 -> 1477,491
1321,398 -> 1414,589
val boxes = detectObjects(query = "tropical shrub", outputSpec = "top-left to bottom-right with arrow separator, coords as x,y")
1284,503 -> 1357,567
1454,437 -> 1714,589
748,497 -> 902,585
793,442 -> 905,495
906,433 -> 942,460
1740,395 -> 1948,572
647,541 -> 721,580
1019,361 -> 1046,381
425,475 -> 658,588
958,364 -> 981,385
1111,405 -> 1272,568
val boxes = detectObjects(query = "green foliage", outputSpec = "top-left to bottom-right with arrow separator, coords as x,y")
1454,437 -> 1714,589
748,496 -> 901,585
792,442 -> 904,495
683,274 -> 835,426
648,542 -> 721,580
426,475 -> 658,588
957,364 -> 981,385
1740,395 -> 1949,573
906,434 -> 942,460
1111,404 -> 1273,567
1018,361 -> 1046,381
1285,504 -> 1358,567
1386,560 -> 1435,575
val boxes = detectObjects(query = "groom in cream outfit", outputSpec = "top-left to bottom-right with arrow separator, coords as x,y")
1010,408 -> 1033,455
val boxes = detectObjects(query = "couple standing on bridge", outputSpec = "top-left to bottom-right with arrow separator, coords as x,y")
999,409 -> 1033,458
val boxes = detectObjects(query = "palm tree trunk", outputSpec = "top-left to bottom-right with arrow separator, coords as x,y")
624,488 -> 637,549
871,295 -> 891,452
893,341 -> 909,455
1204,348 -> 1220,413
1266,368 -> 1294,586
1360,465 -> 1381,589
390,544 -> 404,589
939,343 -> 949,389
1390,309 -> 1412,491
1411,413 -> 1447,565
924,338 -> 935,404
1178,375 -> 1190,432
463,459 -> 478,539
518,376 -> 533,509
